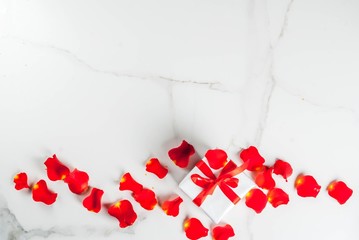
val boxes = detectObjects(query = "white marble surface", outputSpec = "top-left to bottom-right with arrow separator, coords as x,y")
0,0 -> 359,239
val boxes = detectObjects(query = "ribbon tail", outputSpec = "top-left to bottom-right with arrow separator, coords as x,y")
192,183 -> 217,206
219,183 -> 241,204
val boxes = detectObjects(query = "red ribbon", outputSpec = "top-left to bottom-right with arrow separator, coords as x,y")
191,160 -> 248,206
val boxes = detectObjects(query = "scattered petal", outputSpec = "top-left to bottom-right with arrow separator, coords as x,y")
133,188 -> 157,210
32,180 -> 57,205
327,181 -> 353,204
108,200 -> 137,228
267,188 -> 289,208
273,159 -> 293,181
295,175 -> 321,198
255,167 -> 275,190
184,218 -> 208,240
14,172 -> 30,190
119,172 -> 143,194
245,188 -> 267,213
44,154 -> 70,181
239,146 -> 265,171
212,224 -> 235,240
161,196 -> 183,217
205,149 -> 228,170
168,140 -> 195,168
146,158 -> 168,179
64,168 -> 89,195
83,188 -> 104,213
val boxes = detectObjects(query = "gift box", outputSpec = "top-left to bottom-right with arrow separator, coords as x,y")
179,155 -> 255,223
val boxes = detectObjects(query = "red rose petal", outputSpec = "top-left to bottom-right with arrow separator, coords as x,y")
82,188 -> 104,213
14,172 -> 30,190
295,175 -> 321,198
161,196 -> 183,217
267,188 -> 289,208
32,180 -> 57,205
255,167 -> 276,190
44,154 -> 70,181
327,180 -> 353,204
239,146 -> 265,171
119,172 -> 143,194
108,200 -> 137,228
146,158 -> 168,179
212,224 -> 235,240
133,188 -> 157,210
184,218 -> 208,240
245,188 -> 267,213
273,159 -> 293,181
168,140 -> 195,168
64,168 -> 89,195
205,149 -> 228,170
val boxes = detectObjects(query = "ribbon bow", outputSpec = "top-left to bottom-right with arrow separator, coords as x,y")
191,159 -> 248,206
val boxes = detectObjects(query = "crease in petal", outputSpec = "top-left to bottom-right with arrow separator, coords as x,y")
327,180 -> 353,204
108,200 -> 137,228
64,168 -> 89,195
245,188 -> 267,213
205,149 -> 228,170
255,167 -> 275,190
273,159 -> 293,181
44,154 -> 70,181
168,140 -> 195,168
32,180 -> 57,205
161,195 -> 183,217
119,172 -> 143,194
14,172 -> 30,190
133,188 -> 157,210
83,188 -> 104,213
295,175 -> 321,198
145,158 -> 168,179
212,224 -> 235,240
267,188 -> 289,208
239,146 -> 265,171
183,218 -> 208,240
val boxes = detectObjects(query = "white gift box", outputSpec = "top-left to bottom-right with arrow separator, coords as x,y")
179,157 -> 255,223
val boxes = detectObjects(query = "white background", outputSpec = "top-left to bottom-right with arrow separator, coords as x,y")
0,0 -> 358,239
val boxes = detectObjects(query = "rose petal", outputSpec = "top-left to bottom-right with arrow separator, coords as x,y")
273,159 -> 293,181
245,188 -> 267,213
295,175 -> 321,198
146,158 -> 168,179
108,200 -> 137,228
161,196 -> 183,217
267,188 -> 289,208
205,149 -> 228,170
184,218 -> 208,240
327,180 -> 353,204
168,140 -> 195,168
133,188 -> 157,210
255,167 -> 275,190
44,154 -> 70,181
239,146 -> 265,171
83,188 -> 104,213
119,172 -> 143,194
64,168 -> 89,195
14,172 -> 30,190
32,180 -> 57,205
212,224 -> 235,240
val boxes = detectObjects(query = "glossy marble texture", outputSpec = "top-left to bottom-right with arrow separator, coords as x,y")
1,0 -> 359,239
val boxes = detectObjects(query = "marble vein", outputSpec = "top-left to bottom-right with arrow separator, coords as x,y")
249,1 -> 295,240
0,196 -> 68,240
255,0 -> 295,146
0,36 -> 226,93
